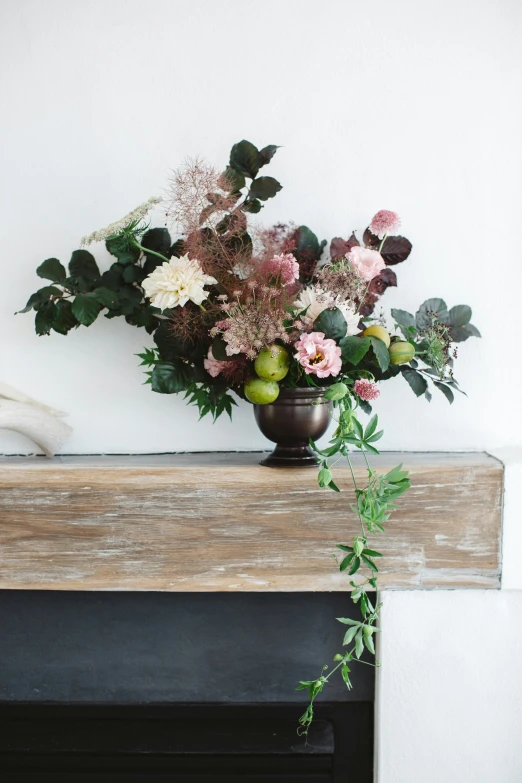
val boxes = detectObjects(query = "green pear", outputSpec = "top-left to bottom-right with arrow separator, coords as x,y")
244,378 -> 280,405
254,344 -> 290,382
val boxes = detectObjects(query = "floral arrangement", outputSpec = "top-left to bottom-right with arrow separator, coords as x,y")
22,140 -> 480,731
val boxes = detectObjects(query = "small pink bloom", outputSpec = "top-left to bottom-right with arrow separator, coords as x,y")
204,347 -> 228,378
346,246 -> 386,282
369,210 -> 401,239
354,379 -> 380,401
262,253 -> 300,285
294,331 -> 342,378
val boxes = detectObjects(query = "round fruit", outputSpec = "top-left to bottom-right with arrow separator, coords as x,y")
362,325 -> 391,348
244,378 -> 280,405
254,344 -> 290,382
389,341 -> 415,365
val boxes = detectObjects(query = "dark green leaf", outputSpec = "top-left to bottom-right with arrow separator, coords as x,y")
340,336 -> 371,365
448,304 -> 472,327
141,227 -> 171,256
391,308 -> 416,339
313,307 -> 347,341
99,263 -> 125,291
105,238 -> 140,265
229,139 -> 260,178
212,335 -> 235,361
242,198 -> 263,214
258,144 -> 279,166
71,293 -> 103,326
358,398 -> 372,415
169,239 -> 185,258
361,554 -> 378,572
52,299 -> 77,334
450,323 -> 481,342
151,361 -> 193,394
370,336 -> 390,371
122,265 -> 146,284
415,298 -> 449,330
93,286 -> 119,307
69,249 -> 100,280
434,381 -> 454,403
221,165 -> 246,193
18,286 -> 63,313
248,176 -> 282,201
348,556 -> 361,575
401,367 -> 428,396
37,258 -> 66,282
35,302 -> 57,335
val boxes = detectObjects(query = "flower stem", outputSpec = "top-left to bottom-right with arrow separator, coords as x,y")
378,234 -> 387,252
134,243 -> 170,264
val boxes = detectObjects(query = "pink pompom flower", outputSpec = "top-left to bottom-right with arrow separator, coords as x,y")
262,253 -> 300,285
354,379 -> 380,401
203,347 -> 228,378
346,246 -> 386,282
369,210 -> 401,240
294,331 -> 342,378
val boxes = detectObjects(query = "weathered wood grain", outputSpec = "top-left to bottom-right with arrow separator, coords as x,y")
0,453 -> 503,591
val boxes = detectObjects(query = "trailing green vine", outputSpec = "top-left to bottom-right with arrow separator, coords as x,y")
297,383 -> 411,734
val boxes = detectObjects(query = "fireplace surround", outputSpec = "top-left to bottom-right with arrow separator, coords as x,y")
0,451 -> 504,781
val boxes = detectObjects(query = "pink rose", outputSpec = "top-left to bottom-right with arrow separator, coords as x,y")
204,347 -> 228,378
346,246 -> 386,281
294,331 -> 342,378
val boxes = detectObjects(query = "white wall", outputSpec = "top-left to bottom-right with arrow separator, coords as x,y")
1,0 -> 521,454
377,589 -> 522,783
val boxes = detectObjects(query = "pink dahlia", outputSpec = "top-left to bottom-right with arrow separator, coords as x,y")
369,210 -> 401,239
203,347 -> 228,378
262,253 -> 300,285
346,246 -> 386,282
294,331 -> 342,378
354,379 -> 380,401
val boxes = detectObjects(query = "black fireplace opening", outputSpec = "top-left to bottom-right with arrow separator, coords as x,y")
0,592 -> 374,781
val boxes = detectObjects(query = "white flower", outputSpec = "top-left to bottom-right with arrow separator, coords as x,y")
294,286 -> 330,327
142,254 -> 217,310
81,196 -> 162,246
294,286 -> 360,335
336,301 -> 361,336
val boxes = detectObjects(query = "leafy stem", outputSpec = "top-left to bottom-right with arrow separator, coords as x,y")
299,384 -> 411,734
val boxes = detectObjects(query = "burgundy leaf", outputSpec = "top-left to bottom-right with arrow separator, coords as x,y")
363,228 -> 412,265
330,232 -> 359,259
369,268 -> 397,296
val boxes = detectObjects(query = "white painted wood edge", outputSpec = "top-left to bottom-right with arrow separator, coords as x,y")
487,447 -> 522,591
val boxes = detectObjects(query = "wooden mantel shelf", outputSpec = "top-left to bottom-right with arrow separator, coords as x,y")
0,452 -> 502,592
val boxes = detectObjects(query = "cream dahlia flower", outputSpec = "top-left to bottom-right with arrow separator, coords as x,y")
142,254 -> 217,310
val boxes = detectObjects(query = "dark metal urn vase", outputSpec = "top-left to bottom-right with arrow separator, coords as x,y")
254,387 -> 331,468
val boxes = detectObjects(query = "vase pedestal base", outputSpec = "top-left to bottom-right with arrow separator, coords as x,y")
259,444 -> 319,468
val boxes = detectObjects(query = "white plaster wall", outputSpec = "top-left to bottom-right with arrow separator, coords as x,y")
1,0 -> 522,454
376,590 -> 522,783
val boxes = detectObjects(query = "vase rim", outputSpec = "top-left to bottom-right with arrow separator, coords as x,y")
277,386 -> 326,398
